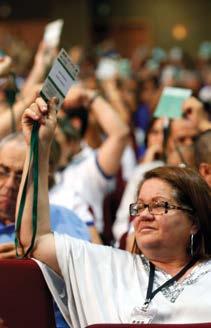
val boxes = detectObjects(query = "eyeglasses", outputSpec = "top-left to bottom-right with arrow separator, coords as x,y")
0,165 -> 22,188
129,201 -> 193,216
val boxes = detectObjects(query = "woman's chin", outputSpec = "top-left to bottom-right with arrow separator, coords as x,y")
137,235 -> 160,250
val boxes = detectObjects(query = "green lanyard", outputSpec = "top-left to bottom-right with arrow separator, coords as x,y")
15,121 -> 39,258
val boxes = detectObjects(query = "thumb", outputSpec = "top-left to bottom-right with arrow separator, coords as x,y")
48,96 -> 59,112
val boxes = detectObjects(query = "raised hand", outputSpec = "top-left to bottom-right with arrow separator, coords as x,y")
63,83 -> 94,110
142,143 -> 163,163
182,96 -> 210,131
34,41 -> 57,70
0,55 -> 12,77
21,97 -> 58,147
0,242 -> 16,259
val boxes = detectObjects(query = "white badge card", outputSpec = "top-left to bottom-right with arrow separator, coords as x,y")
40,48 -> 79,110
43,19 -> 64,48
130,304 -> 157,324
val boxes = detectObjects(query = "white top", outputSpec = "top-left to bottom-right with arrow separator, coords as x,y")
49,145 -> 114,232
37,233 -> 211,328
113,161 -> 164,241
120,144 -> 137,182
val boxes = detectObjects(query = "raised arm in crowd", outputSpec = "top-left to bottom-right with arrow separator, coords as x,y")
16,97 -> 60,273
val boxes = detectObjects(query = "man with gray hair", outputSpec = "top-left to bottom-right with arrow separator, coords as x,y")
0,133 -> 25,234
0,132 -> 90,252
0,132 -> 90,328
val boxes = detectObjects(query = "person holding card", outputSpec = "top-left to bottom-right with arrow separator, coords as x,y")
194,129 -> 211,187
182,96 -> 211,132
49,83 -> 130,243
16,96 -> 211,327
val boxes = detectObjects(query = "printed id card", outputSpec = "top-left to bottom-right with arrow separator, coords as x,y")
40,48 -> 79,110
130,304 -> 157,324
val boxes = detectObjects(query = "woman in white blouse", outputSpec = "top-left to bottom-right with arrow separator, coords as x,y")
16,97 -> 211,328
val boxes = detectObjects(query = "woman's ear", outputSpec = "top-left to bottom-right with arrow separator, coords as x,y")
199,162 -> 211,187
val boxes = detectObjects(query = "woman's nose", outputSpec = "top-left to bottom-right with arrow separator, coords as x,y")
134,208 -> 154,224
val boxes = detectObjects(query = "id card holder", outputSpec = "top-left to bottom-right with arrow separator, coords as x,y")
40,48 -> 79,111
130,304 -> 157,324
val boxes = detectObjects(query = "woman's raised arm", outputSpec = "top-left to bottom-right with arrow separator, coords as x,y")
15,96 -> 60,274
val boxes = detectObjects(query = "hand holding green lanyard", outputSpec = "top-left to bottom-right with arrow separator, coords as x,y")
15,49 -> 79,257
15,97 -> 58,257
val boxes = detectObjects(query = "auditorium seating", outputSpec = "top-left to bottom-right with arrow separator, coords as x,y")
86,323 -> 211,328
0,259 -> 56,328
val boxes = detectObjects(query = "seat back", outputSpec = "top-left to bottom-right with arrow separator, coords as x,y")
0,259 -> 56,328
86,324 -> 211,328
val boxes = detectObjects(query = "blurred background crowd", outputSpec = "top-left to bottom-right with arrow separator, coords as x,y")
0,0 -> 210,250
0,2 -> 211,327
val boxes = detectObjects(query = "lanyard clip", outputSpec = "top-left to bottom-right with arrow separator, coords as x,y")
142,299 -> 150,311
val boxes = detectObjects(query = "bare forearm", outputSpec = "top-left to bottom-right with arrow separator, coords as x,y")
21,66 -> 44,98
14,96 -> 58,270
16,146 -> 51,248
89,94 -> 129,138
0,97 -> 36,138
37,145 -> 51,236
108,96 -> 131,123
88,93 -> 130,175
88,226 -> 103,244
0,104 -> 23,138
63,85 -> 130,176
65,85 -> 129,138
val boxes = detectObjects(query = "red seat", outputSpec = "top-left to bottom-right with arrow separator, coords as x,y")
0,258 -> 56,328
103,168 -> 127,245
86,324 -> 211,328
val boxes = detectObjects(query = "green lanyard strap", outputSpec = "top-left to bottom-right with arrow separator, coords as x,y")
15,121 -> 39,258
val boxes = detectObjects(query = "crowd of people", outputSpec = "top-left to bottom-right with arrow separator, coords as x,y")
0,33 -> 210,327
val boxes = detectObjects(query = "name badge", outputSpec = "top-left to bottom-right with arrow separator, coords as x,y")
130,304 -> 157,324
40,48 -> 79,110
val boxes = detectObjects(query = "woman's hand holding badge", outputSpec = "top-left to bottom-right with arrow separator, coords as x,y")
22,96 -> 58,148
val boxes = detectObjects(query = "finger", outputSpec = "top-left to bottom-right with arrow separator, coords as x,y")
23,107 -> 41,122
31,101 -> 48,125
0,249 -> 16,259
32,101 -> 48,121
49,96 -> 59,106
48,97 -> 59,113
0,243 -> 15,252
35,88 -> 42,99
0,55 -> 12,76
35,97 -> 48,113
